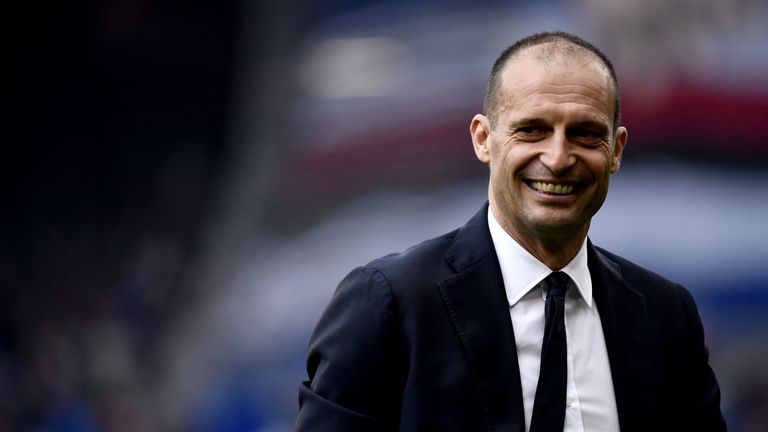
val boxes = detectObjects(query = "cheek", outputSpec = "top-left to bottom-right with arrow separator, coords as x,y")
494,145 -> 530,173
489,157 -> 520,195
579,148 -> 613,176
492,155 -> 522,189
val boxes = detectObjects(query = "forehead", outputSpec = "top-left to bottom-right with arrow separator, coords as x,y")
497,48 -> 614,123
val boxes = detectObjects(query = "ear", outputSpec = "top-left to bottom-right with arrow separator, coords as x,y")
609,126 -> 628,174
470,114 -> 492,165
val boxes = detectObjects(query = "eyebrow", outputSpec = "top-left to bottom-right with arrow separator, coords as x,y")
506,117 -> 549,129
506,117 -> 608,130
566,120 -> 609,134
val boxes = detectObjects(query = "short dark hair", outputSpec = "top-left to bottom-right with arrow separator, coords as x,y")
483,31 -> 621,130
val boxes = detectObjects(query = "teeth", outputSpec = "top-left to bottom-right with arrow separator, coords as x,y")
531,181 -> 574,195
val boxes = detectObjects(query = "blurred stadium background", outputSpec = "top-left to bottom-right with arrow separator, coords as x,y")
7,0 -> 768,431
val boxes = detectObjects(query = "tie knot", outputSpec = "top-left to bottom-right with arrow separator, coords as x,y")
545,272 -> 570,299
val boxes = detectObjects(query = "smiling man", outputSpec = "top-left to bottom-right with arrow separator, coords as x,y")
471,36 -> 626,272
296,31 -> 726,432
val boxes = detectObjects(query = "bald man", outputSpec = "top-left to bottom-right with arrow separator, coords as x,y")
296,31 -> 726,432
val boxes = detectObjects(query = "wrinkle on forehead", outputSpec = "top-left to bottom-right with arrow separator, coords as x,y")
496,52 -> 614,126
499,84 -> 611,120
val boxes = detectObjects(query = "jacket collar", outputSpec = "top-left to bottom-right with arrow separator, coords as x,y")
438,204 -> 526,432
439,204 -> 650,431
588,243 -> 650,432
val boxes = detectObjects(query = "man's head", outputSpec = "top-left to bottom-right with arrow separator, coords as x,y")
483,31 -> 622,130
470,31 -> 628,254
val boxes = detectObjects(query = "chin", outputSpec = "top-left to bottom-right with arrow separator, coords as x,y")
529,217 -> 587,235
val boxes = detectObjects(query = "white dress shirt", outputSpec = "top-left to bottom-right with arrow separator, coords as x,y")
488,211 -> 620,432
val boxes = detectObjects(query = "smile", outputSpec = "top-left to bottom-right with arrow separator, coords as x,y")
529,181 -> 575,195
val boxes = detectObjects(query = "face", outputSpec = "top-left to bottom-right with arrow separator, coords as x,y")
471,50 -> 627,243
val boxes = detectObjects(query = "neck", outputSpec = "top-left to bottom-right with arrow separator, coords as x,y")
490,206 -> 588,271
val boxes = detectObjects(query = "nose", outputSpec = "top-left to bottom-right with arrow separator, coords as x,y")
539,131 -> 575,175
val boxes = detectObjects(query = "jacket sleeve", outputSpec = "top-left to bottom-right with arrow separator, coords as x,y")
669,288 -> 727,431
295,266 -> 404,432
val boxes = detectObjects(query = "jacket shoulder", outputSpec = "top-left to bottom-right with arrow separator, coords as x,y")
364,229 -> 458,284
594,245 -> 683,293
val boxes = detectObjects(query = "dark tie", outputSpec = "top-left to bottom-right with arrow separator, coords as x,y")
530,271 -> 570,432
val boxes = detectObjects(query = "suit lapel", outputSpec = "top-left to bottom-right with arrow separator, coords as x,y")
438,205 -> 525,432
589,243 -> 650,432
436,208 -> 651,431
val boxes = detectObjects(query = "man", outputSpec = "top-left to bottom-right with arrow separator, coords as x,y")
295,31 -> 726,432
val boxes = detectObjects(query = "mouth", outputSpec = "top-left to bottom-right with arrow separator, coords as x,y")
526,180 -> 577,195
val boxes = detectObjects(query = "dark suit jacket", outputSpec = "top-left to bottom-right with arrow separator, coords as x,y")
296,205 -> 726,431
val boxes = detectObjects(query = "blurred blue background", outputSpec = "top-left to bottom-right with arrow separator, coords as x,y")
6,0 -> 768,431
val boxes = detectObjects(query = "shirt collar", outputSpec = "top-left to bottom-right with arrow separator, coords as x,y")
487,209 -> 593,308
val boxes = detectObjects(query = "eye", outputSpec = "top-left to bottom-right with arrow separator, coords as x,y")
570,127 -> 606,145
519,126 -> 543,134
513,126 -> 547,141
